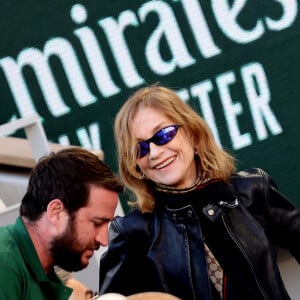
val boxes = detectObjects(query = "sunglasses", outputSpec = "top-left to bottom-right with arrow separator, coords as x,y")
138,124 -> 181,158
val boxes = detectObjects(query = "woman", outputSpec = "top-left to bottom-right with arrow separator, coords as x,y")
99,84 -> 300,300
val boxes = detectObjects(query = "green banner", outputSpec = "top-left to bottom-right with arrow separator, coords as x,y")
1,1 -> 299,209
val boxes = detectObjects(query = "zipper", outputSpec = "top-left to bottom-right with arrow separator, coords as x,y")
218,198 -> 238,208
181,224 -> 197,300
182,223 -> 215,300
221,214 -> 268,300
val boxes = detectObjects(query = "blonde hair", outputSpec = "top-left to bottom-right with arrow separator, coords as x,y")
114,84 -> 236,212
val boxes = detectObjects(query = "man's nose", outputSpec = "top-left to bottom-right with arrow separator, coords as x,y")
95,226 -> 109,247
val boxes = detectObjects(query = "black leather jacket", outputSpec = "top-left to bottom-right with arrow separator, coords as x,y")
99,168 -> 300,300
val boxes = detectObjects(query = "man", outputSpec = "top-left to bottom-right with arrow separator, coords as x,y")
0,147 -> 123,299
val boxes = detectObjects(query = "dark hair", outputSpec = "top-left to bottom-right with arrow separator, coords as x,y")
20,147 -> 123,221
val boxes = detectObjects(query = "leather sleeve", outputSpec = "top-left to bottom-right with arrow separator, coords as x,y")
99,211 -> 158,296
232,168 -> 300,264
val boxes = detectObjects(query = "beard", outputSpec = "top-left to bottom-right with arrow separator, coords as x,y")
50,217 -> 93,272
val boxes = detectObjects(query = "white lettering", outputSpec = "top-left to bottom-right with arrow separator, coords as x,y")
72,4 -> 121,97
76,122 -> 101,150
0,37 -> 97,118
44,37 -> 97,108
212,0 -> 265,43
58,135 -> 71,146
241,62 -> 282,140
138,0 -> 195,75
98,11 -> 145,87
190,80 -> 222,146
265,0 -> 298,31
180,0 -> 221,58
216,70 -> 252,150
57,122 -> 101,150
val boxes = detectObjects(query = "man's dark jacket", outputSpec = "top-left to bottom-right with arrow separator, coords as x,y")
99,168 -> 300,300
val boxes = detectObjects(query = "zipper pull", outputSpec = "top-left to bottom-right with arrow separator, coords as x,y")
218,198 -> 238,208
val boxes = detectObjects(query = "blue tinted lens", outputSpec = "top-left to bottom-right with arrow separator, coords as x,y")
139,141 -> 150,158
154,126 -> 178,145
138,125 -> 180,158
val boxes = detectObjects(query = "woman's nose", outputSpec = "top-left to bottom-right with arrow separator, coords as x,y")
148,142 -> 163,159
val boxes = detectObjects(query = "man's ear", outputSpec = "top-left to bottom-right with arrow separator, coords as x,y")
46,199 -> 65,223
